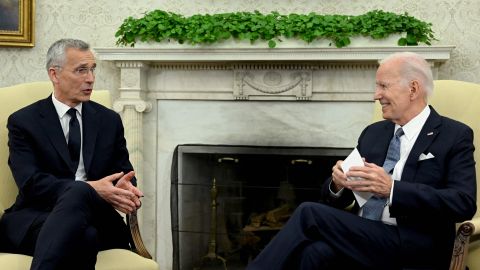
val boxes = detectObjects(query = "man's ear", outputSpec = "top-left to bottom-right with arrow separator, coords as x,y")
409,80 -> 420,100
48,67 -> 59,84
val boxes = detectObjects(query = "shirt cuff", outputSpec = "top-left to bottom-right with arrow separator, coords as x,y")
329,180 -> 344,198
388,180 -> 395,205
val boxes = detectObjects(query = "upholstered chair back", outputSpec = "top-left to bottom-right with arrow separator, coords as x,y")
0,81 -> 111,215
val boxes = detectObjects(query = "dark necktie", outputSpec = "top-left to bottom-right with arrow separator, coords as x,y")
362,127 -> 404,221
67,108 -> 81,170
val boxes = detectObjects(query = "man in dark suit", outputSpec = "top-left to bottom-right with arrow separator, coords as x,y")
247,52 -> 476,269
0,39 -> 143,270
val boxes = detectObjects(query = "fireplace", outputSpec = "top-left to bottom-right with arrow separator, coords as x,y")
95,45 -> 453,270
171,144 -> 351,269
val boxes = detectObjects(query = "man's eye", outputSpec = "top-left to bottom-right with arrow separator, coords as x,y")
73,67 -> 96,76
76,68 -> 88,74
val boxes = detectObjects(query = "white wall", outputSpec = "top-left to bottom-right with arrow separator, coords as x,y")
0,0 -> 479,90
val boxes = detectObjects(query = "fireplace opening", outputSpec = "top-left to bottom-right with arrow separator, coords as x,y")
171,144 -> 351,270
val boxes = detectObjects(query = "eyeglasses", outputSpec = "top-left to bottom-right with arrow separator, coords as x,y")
54,65 -> 96,76
73,66 -> 96,76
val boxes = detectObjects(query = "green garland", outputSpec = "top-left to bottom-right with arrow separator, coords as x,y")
115,10 -> 436,48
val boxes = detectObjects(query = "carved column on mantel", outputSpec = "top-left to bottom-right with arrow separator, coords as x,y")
112,60 -> 152,201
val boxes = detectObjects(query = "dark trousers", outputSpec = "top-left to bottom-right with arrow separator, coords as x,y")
18,181 -> 130,270
246,202 -> 403,270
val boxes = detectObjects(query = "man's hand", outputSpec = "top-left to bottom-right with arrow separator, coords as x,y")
331,160 -> 348,192
344,161 -> 393,197
115,171 -> 143,209
87,171 -> 143,214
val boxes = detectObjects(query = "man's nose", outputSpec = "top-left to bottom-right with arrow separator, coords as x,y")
373,88 -> 382,100
85,70 -> 95,82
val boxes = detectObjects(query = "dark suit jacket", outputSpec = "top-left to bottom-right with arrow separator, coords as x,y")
321,106 -> 476,268
1,95 -> 135,248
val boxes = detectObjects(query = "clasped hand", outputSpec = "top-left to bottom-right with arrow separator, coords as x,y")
331,160 -> 392,198
87,171 -> 144,214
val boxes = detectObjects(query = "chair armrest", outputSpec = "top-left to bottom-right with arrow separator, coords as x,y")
449,220 -> 476,270
469,217 -> 480,238
127,211 -> 153,259
0,200 -> 4,218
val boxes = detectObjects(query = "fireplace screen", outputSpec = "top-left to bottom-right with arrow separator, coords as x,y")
171,145 -> 350,270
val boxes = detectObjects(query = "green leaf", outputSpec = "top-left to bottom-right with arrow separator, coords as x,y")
268,40 -> 276,48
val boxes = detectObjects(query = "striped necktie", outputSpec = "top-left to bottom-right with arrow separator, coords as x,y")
362,128 -> 404,221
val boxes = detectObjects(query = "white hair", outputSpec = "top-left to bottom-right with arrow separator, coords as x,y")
46,39 -> 90,70
380,52 -> 434,97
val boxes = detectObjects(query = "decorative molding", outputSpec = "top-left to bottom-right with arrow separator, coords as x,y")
116,61 -> 146,69
152,63 -> 230,70
114,60 -> 151,111
232,63 -> 316,70
95,46 -> 455,62
234,70 -> 312,100
317,63 -> 378,70
97,46 -> 453,102
113,99 -> 152,113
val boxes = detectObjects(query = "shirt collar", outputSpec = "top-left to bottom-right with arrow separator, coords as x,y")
395,105 -> 431,141
51,93 -> 83,118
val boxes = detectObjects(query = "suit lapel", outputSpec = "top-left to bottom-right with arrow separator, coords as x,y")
38,96 -> 73,170
363,121 -> 395,166
81,101 -> 100,174
401,106 -> 441,182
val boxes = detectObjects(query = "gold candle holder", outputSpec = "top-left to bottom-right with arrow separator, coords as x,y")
198,178 -> 227,269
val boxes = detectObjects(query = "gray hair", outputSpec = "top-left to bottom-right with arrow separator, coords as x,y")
380,52 -> 434,96
46,39 -> 90,71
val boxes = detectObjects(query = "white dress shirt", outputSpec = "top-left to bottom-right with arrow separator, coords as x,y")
51,94 -> 87,181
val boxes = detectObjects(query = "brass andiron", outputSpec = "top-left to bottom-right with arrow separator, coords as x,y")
199,178 -> 227,269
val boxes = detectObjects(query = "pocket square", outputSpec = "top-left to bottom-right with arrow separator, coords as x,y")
418,152 -> 435,161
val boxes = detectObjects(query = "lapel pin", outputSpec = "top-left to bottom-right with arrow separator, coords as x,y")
427,132 -> 434,136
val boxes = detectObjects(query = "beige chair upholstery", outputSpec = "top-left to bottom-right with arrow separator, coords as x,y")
373,80 -> 480,270
0,81 -> 158,270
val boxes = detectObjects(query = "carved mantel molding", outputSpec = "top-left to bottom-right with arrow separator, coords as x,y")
96,46 -> 454,102
95,46 -> 454,62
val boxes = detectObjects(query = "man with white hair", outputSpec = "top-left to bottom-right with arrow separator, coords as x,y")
247,52 -> 476,269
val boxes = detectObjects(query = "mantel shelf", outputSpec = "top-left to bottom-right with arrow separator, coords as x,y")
95,45 -> 454,62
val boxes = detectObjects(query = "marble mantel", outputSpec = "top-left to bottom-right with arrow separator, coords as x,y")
95,45 -> 453,270
95,45 -> 454,61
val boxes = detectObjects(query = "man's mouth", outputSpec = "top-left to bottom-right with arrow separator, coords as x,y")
81,89 -> 93,96
379,102 -> 391,113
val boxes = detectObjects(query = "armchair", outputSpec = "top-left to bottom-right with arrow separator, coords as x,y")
373,80 -> 480,270
0,81 -> 158,270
